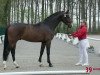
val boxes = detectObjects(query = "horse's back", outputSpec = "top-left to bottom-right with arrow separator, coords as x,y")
20,24 -> 54,42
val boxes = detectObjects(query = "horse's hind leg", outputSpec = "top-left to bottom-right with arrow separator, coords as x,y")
46,41 -> 53,67
3,45 -> 11,69
11,43 -> 19,68
38,42 -> 45,66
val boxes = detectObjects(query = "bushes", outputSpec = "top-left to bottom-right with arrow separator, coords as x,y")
0,26 -> 6,35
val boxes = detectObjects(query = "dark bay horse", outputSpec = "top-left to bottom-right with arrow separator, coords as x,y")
3,10 -> 72,69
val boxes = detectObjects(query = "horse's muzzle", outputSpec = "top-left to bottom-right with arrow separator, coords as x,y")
68,23 -> 72,28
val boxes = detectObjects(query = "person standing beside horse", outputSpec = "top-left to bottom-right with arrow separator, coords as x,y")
72,20 -> 89,66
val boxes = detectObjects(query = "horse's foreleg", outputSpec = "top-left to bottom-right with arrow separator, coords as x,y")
38,42 -> 45,66
3,45 -> 11,69
46,41 -> 53,67
11,46 -> 19,68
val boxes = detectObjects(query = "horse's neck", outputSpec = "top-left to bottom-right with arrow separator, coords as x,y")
43,16 -> 61,31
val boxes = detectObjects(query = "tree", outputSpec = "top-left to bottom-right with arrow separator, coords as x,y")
31,0 -> 34,24
88,0 -> 92,33
79,0 -> 86,20
49,0 -> 53,14
16,0 -> 20,23
97,0 -> 100,32
0,0 -> 99,34
41,0 -> 44,20
92,0 -> 96,33
0,0 -> 11,26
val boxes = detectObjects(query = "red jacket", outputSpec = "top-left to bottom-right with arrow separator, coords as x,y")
72,25 -> 87,40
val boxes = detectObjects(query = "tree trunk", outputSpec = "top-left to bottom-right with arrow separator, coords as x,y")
31,0 -> 34,24
17,0 -> 19,23
41,0 -> 44,20
89,0 -> 92,33
92,0 -> 96,33
21,0 -> 24,23
79,0 -> 86,20
1,0 -> 11,26
35,0 -> 38,23
98,0 -> 100,31
27,0 -> 30,24
49,0 -> 53,14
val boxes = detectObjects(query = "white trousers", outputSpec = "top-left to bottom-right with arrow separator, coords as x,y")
78,39 -> 89,64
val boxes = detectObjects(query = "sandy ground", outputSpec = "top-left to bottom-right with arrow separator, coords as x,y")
0,35 -> 100,75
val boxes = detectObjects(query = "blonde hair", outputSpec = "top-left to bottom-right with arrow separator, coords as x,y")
81,20 -> 87,26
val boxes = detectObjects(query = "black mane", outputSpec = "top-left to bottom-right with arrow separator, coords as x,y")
43,11 -> 64,22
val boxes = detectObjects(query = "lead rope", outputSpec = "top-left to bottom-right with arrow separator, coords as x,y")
67,26 -> 72,39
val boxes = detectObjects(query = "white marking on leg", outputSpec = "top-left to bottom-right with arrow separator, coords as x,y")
3,61 -> 7,69
13,61 -> 19,68
39,62 -> 43,67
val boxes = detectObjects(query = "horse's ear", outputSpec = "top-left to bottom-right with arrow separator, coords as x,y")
66,10 -> 69,14
64,10 -> 69,17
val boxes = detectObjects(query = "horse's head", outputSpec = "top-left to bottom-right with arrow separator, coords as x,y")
61,10 -> 72,28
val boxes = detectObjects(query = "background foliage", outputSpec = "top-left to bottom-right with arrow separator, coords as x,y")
0,0 -> 100,35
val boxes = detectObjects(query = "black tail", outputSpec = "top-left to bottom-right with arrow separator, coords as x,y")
3,27 -> 10,61
4,27 -> 9,51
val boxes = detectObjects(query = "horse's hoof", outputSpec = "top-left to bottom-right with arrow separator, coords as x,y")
39,64 -> 42,67
4,66 -> 7,70
4,68 -> 6,70
49,64 -> 53,67
13,61 -> 20,68
16,66 -> 20,68
3,66 -> 7,70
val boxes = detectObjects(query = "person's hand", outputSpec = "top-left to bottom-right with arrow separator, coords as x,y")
68,34 -> 72,36
67,34 -> 73,39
